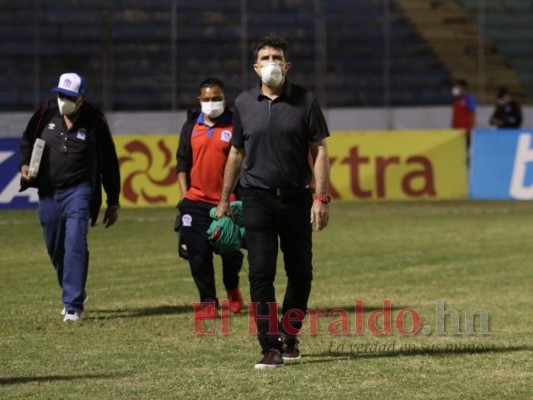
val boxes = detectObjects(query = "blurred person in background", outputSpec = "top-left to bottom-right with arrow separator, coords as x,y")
215,34 -> 331,369
489,87 -> 522,129
451,79 -> 476,147
19,72 -> 121,323
176,77 -> 244,321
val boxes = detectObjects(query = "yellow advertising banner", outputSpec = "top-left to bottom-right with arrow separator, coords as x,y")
328,130 -> 467,200
115,135 -> 179,207
114,130 -> 467,207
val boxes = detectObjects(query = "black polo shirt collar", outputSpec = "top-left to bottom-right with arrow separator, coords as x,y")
254,80 -> 293,101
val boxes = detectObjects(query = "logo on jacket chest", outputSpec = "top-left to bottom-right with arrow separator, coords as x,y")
221,130 -> 232,143
76,128 -> 87,140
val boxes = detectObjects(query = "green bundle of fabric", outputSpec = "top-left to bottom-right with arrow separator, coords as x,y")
207,201 -> 245,252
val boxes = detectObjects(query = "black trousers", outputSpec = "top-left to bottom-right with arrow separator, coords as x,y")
179,198 -> 243,305
242,188 -> 313,351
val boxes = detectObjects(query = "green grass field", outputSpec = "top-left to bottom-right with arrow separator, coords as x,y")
1,201 -> 531,399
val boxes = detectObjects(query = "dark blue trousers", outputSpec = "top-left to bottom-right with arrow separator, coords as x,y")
38,183 -> 91,312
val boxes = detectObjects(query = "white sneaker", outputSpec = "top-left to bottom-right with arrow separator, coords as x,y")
61,294 -> 89,316
63,310 -> 82,322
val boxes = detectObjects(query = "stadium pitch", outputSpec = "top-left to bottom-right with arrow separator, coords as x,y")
0,201 -> 531,399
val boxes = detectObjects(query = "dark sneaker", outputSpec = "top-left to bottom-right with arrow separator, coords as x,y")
255,348 -> 284,369
226,287 -> 243,314
282,334 -> 301,361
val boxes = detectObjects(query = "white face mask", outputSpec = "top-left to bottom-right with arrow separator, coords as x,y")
57,97 -> 77,116
201,101 -> 225,119
260,63 -> 284,87
451,87 -> 461,97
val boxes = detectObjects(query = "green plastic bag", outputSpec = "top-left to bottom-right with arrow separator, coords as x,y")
207,201 -> 245,252
208,201 -> 243,226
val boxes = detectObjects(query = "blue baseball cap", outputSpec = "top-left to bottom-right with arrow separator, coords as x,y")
51,72 -> 87,97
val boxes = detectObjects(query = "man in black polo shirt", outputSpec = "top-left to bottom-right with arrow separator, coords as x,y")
216,34 -> 331,369
489,87 -> 522,129
19,72 -> 121,323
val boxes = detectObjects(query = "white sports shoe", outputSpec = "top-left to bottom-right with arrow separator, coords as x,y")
61,294 -> 89,316
63,310 -> 82,322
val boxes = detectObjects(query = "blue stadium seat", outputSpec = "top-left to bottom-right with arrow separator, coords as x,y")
457,0 -> 533,97
1,0 -> 453,110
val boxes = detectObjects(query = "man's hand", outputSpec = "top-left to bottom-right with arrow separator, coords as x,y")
310,200 -> 329,232
103,206 -> 119,228
309,139 -> 330,232
19,165 -> 34,192
20,165 -> 30,181
215,200 -> 232,220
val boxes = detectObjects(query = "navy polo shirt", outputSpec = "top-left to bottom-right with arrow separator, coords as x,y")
232,81 -> 329,189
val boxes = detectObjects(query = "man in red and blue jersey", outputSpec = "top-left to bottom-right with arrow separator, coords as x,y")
451,79 -> 476,147
176,78 -> 244,320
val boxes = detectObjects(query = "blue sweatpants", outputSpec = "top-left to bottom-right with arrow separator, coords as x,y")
38,183 -> 91,312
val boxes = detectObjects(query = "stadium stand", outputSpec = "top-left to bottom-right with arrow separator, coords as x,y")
396,0 -> 529,103
0,0 -> 528,110
456,0 -> 533,101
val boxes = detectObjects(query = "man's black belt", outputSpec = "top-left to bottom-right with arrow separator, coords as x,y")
244,187 -> 312,197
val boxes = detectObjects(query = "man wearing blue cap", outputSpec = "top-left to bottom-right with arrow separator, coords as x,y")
19,72 -> 121,322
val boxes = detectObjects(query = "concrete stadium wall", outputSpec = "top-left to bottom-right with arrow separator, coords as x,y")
2,106 -> 533,136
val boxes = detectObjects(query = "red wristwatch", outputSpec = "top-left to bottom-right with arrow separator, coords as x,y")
313,193 -> 331,204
